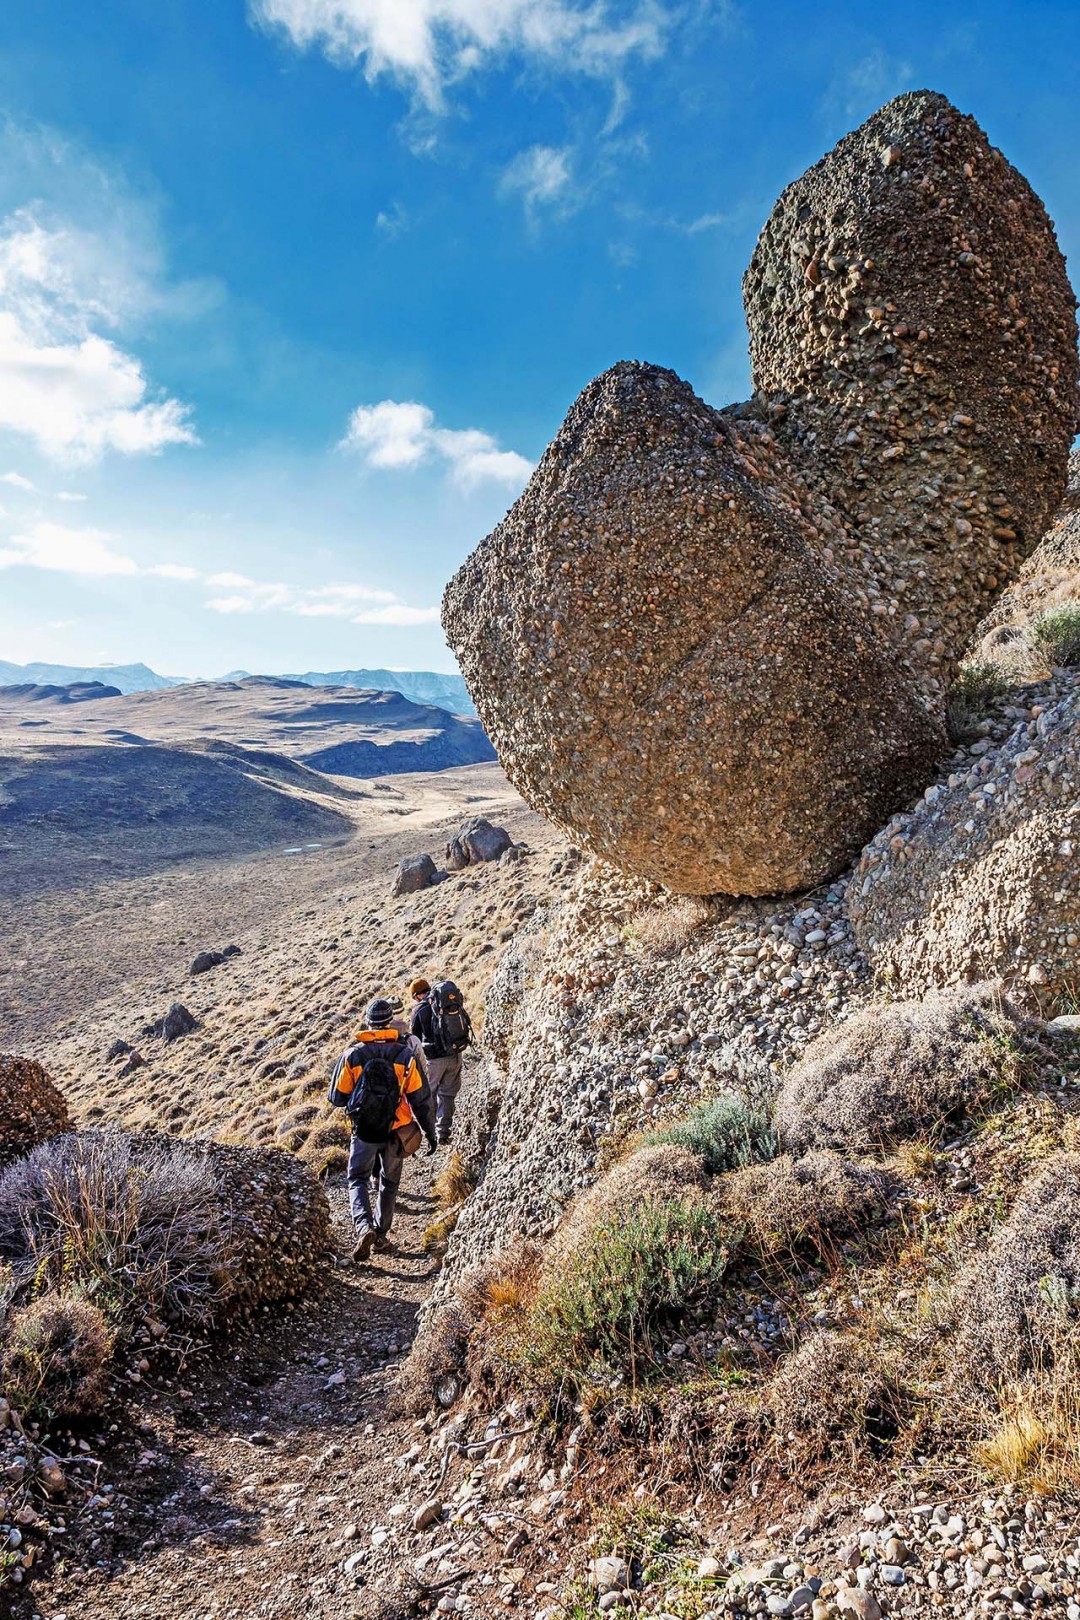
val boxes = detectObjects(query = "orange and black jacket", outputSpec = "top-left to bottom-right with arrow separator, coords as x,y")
328,1028 -> 435,1138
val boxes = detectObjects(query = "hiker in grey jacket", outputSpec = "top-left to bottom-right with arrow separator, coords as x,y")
410,978 -> 471,1146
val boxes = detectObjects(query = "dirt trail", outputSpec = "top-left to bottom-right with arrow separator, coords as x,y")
29,1163 -> 443,1620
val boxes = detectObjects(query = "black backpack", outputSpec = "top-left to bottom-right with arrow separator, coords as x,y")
430,982 -> 473,1057
345,1038 -> 407,1140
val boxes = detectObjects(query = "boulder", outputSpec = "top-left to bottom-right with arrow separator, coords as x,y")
191,950 -> 225,976
850,676 -> 1080,1004
0,1055 -> 72,1169
444,92 -> 1078,897
148,1003 -> 198,1044
392,852 -> 438,896
445,817 -> 512,869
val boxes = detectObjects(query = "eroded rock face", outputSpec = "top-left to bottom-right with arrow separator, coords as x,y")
850,674 -> 1080,1005
444,91 -> 1078,897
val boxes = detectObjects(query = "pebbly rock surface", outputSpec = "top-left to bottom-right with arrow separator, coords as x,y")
445,91 -> 1077,897
973,447 -> 1080,677
850,672 -> 1080,1004
420,855 -> 873,1330
0,1055 -> 71,1168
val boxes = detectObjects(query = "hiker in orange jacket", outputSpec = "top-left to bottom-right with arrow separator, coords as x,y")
329,998 -> 436,1262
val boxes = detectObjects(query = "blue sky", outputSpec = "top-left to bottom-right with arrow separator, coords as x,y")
0,0 -> 1077,677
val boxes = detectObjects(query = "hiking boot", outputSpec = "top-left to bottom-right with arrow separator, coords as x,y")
438,1133 -> 452,1147
352,1229 -> 375,1264
373,1233 -> 393,1254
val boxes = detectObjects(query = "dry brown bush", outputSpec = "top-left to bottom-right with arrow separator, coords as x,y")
774,984 -> 1033,1156
1,1293 -> 115,1420
631,896 -> 710,956
954,1153 -> 1080,1385
276,1103 -> 320,1137
768,1330 -> 909,1466
399,1244 -> 540,1415
720,1151 -> 899,1265
0,1055 -> 72,1168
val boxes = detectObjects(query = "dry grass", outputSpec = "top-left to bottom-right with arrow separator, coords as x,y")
433,1150 -> 478,1209
775,984 -> 1035,1156
1,1292 -> 115,1420
629,896 -> 710,956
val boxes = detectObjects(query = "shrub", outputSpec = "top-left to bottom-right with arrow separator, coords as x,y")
1,1293 -> 114,1420
1031,603 -> 1080,669
0,1131 -> 228,1329
768,1331 -> 909,1466
954,1154 -> 1080,1384
647,1095 -> 776,1175
527,1198 -> 732,1386
433,1151 -> 478,1209
947,660 -> 1007,742
0,1130 -> 329,1333
721,1151 -> 899,1266
774,984 -> 1033,1156
399,1244 -> 539,1414
0,1055 -> 72,1169
551,1144 -> 708,1269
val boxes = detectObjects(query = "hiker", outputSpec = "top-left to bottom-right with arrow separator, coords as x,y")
410,977 -> 473,1146
387,994 -> 429,1082
329,998 -> 437,1262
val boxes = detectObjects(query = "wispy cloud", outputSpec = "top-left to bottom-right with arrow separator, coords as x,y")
57,489 -> 87,502
499,144 -> 577,220
0,520 -> 189,578
1,470 -> 35,490
340,399 -> 533,491
204,571 -> 437,625
826,47 -> 915,122
251,0 -> 671,112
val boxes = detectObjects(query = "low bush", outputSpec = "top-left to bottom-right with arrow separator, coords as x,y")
768,1331 -> 910,1466
647,1095 -> 776,1176
954,1153 -> 1080,1384
0,1129 -> 329,1334
2,1293 -> 114,1420
720,1151 -> 899,1266
0,1055 -> 72,1169
527,1197 -> 732,1388
399,1244 -> 539,1414
775,984 -> 1034,1156
947,660 -> 1008,742
433,1150 -> 479,1210
1031,603 -> 1080,669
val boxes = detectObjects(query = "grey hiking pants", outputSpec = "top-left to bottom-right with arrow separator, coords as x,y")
347,1133 -> 405,1237
427,1054 -> 463,1141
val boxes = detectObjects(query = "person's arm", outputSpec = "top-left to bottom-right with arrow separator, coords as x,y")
404,1059 -> 437,1147
328,1049 -> 356,1109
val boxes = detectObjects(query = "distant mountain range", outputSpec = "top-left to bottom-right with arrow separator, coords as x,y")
0,660 -> 475,714
0,660 -> 186,695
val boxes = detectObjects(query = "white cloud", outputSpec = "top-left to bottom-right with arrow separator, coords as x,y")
0,519 -> 195,580
203,569 -> 437,625
0,128 -> 201,463
57,489 -> 87,501
500,145 -> 576,218
251,0 -> 669,109
340,399 -> 533,490
1,470 -> 35,490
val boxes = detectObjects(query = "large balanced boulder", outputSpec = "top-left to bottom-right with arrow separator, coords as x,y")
850,677 -> 1080,1003
0,1055 -> 72,1168
444,92 -> 1078,897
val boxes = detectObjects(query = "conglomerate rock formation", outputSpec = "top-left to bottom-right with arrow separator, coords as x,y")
444,91 -> 1078,896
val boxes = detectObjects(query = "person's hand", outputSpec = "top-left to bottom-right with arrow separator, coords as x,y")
426,1136 -> 438,1156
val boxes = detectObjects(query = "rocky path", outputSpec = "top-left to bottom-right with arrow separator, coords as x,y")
28,1165 -> 442,1620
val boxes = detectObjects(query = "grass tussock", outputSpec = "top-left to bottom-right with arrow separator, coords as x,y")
646,1095 -> 776,1176
768,1330 -> 910,1467
398,1243 -> 539,1414
775,984 -> 1036,1156
1,1293 -> 115,1420
433,1150 -> 478,1209
629,896 -> 711,957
